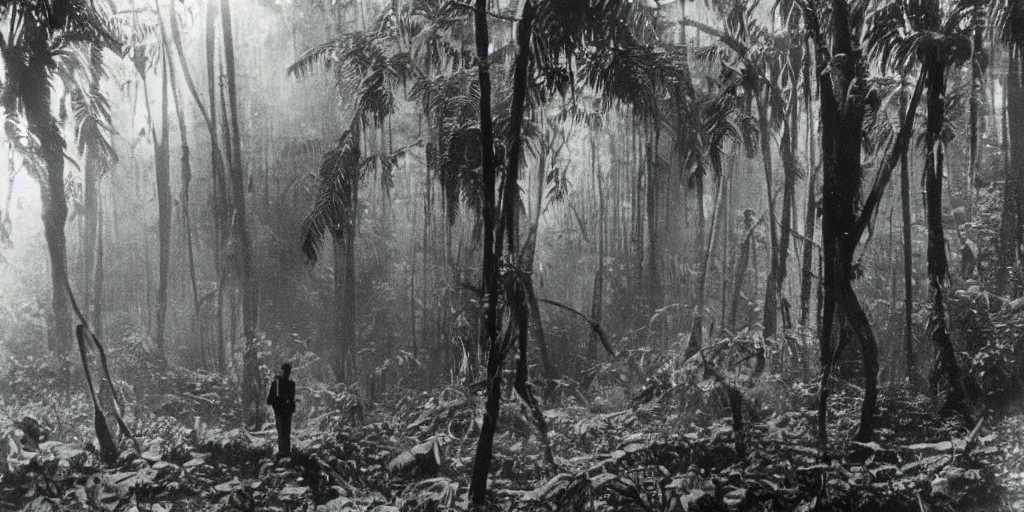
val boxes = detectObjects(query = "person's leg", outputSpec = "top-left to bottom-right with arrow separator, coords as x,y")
274,411 -> 285,456
282,413 -> 292,455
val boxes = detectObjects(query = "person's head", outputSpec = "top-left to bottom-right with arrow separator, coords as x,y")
281,363 -> 292,378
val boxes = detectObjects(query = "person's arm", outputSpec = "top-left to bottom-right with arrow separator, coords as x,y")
266,378 -> 277,406
286,381 -> 296,410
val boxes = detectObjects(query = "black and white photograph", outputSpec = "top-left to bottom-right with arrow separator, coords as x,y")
0,0 -> 1022,509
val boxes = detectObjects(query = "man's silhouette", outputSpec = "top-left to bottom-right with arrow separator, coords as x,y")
266,363 -> 296,457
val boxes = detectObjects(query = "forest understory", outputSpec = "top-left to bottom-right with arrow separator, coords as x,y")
2,324 -> 1024,512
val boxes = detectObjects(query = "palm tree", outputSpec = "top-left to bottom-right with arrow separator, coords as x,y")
291,18 -> 413,382
0,0 -> 120,353
867,0 -> 975,425
682,82 -> 748,358
1,0 -> 129,462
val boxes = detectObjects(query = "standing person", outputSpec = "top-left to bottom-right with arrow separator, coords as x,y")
266,363 -> 296,457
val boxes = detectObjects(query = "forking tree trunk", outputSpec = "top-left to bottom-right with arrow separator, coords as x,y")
220,0 -> 261,428
470,0 -> 537,501
811,1 -> 879,447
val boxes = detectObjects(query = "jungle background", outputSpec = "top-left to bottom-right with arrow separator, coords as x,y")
2,0 -> 1024,510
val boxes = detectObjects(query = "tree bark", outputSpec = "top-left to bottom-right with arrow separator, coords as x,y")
220,0 -> 261,428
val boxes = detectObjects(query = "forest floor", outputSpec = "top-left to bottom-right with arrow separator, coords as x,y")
1,361 -> 1023,511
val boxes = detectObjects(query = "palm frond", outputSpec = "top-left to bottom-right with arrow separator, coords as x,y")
300,125 -> 362,264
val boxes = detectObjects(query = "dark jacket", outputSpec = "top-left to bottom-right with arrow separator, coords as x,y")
266,376 -> 296,414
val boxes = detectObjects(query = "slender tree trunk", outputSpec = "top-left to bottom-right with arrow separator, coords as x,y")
94,202 -> 105,339
923,62 -> 973,425
153,29 -> 172,363
756,92 -> 781,372
967,0 -> 985,221
799,167 -> 818,326
470,0 -> 535,501
207,1 -> 228,372
24,36 -> 71,354
729,216 -> 759,331
468,0 -> 502,498
83,44 -> 103,333
221,0 -> 261,428
720,162 -> 732,331
332,237 -> 346,380
799,38 -> 817,327
686,166 -> 725,357
161,1 -> 201,328
646,128 -> 662,311
344,178 -> 357,379
900,85 -> 916,384
779,72 -> 800,330
589,131 -> 604,363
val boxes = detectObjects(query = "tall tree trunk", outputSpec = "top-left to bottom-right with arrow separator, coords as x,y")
799,166 -> 817,326
82,44 -> 103,332
160,0 -> 201,329
24,36 -> 71,353
686,165 -> 725,357
923,62 -> 974,425
967,0 -> 985,221
646,128 -> 662,311
94,202 -> 105,339
154,32 -> 172,363
470,0 -> 535,501
900,84 -> 916,384
811,0 -> 878,446
799,37 -> 817,327
332,237 -> 346,381
999,51 -> 1024,290
589,131 -> 604,363
207,0 -> 228,371
221,0 -> 261,428
468,0 -> 502,498
344,176 -> 357,379
755,92 -> 781,370
729,214 -> 759,331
